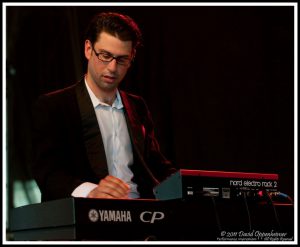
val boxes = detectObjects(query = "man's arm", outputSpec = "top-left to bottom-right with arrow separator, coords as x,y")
31,93 -> 85,201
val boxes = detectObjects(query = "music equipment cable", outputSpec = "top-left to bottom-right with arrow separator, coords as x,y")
270,192 -> 294,204
133,143 -> 160,186
265,191 -> 281,230
211,196 -> 222,232
242,192 -> 252,231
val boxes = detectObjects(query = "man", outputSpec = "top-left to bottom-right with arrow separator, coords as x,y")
32,12 -> 177,202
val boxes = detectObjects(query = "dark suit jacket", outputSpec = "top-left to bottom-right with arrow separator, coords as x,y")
32,78 -> 176,202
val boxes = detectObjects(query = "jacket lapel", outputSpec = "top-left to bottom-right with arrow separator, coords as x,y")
121,91 -> 160,187
75,79 -> 108,177
120,91 -> 145,158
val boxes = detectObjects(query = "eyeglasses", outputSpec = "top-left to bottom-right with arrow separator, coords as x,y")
92,47 -> 132,66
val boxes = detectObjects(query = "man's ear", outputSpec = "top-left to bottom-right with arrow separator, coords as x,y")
84,40 -> 92,60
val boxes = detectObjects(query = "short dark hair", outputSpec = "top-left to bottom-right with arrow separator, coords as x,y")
85,12 -> 142,51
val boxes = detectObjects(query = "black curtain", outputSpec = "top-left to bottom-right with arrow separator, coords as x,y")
5,6 -> 294,210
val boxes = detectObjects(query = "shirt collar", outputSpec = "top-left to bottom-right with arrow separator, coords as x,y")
84,78 -> 124,110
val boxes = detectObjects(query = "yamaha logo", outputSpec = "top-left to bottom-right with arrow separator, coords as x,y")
87,209 -> 164,223
88,209 -> 99,222
88,209 -> 132,222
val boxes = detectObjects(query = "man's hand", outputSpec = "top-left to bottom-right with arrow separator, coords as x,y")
87,175 -> 130,199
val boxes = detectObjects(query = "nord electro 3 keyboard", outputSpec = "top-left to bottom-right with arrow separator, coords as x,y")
154,169 -> 279,200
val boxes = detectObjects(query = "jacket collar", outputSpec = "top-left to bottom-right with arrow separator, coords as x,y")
75,78 -> 108,177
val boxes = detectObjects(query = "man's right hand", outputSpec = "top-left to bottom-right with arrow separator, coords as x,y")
87,175 -> 130,199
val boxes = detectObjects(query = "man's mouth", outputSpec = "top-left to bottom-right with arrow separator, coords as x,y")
103,75 -> 117,83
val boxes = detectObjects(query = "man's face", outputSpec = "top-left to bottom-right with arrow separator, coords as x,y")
85,31 -> 133,94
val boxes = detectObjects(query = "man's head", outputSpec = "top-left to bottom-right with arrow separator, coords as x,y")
85,12 -> 142,56
84,12 -> 142,101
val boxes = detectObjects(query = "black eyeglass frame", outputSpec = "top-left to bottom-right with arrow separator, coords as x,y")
92,46 -> 133,66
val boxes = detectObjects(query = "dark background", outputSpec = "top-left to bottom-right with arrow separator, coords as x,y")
5,6 -> 294,211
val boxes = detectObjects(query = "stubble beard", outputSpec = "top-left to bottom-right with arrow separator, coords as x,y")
96,77 -> 119,93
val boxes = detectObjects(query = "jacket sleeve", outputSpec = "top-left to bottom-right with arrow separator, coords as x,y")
31,94 -> 85,201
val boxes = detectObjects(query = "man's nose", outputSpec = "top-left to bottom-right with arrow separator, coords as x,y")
106,58 -> 118,71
